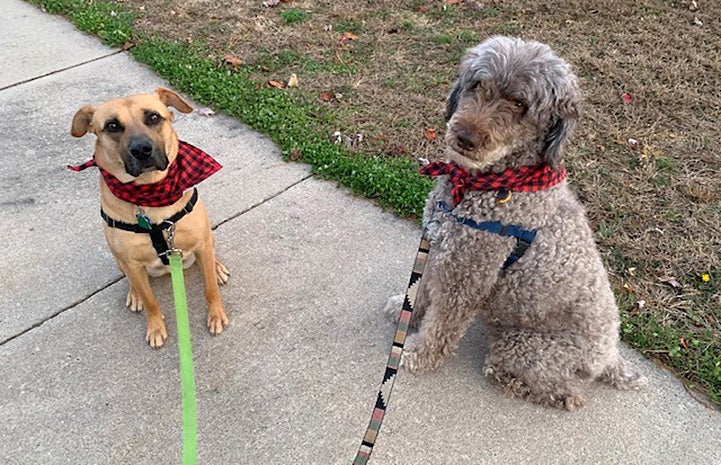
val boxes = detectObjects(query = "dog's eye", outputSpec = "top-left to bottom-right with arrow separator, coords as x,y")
104,120 -> 122,134
145,112 -> 162,126
511,100 -> 528,114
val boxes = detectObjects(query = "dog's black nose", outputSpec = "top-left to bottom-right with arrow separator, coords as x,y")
128,139 -> 154,160
455,129 -> 480,151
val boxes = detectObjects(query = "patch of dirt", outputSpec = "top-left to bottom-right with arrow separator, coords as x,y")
122,0 -> 720,399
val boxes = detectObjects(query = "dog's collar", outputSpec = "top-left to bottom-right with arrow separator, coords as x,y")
68,140 -> 221,207
420,161 -> 566,207
100,188 -> 199,265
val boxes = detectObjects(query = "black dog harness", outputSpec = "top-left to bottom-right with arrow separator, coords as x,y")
436,200 -> 537,269
100,188 -> 198,265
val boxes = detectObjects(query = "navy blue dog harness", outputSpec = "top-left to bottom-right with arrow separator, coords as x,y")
436,200 -> 537,269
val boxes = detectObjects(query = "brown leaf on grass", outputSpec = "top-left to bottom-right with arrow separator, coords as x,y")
445,0 -> 461,5
287,73 -> 299,88
424,128 -> 437,141
120,40 -> 135,51
319,91 -> 334,102
622,282 -> 633,294
678,337 -> 689,349
223,55 -> 244,71
621,92 -> 633,104
289,148 -> 302,161
341,31 -> 360,42
419,6 -> 429,13
266,80 -> 286,89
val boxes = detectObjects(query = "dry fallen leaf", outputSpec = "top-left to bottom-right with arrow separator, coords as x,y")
120,40 -> 135,51
287,73 -> 299,88
424,128 -> 437,141
267,80 -> 286,89
445,0 -> 461,4
341,31 -> 360,42
659,276 -> 682,288
679,337 -> 689,349
320,91 -> 334,102
622,282 -> 633,294
262,0 -> 281,7
621,92 -> 633,104
223,55 -> 244,71
289,148 -> 302,161
419,5 -> 429,12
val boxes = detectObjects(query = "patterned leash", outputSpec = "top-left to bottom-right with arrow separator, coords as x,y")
352,232 -> 431,464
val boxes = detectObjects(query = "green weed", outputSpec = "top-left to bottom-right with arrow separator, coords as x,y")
280,9 -> 310,25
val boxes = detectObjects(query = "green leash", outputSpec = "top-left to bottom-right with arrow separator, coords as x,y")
169,251 -> 197,465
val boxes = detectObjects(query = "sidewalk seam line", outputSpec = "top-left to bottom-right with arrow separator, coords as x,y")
1,173 -> 312,345
212,173 -> 313,230
0,276 -> 124,347
0,50 -> 123,92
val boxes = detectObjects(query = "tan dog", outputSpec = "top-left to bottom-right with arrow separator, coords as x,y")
71,88 -> 229,348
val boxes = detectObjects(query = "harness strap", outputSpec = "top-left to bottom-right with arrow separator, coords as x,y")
436,201 -> 537,269
100,188 -> 199,265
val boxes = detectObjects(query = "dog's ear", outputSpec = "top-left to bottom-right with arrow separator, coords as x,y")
154,87 -> 194,114
444,79 -> 462,122
543,118 -> 574,167
542,88 -> 581,167
71,105 -> 96,137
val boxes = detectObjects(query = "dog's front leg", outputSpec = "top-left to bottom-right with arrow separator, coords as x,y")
123,262 -> 168,348
403,233 -> 507,374
195,237 -> 228,335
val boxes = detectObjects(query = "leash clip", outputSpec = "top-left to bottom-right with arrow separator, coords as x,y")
162,221 -> 183,257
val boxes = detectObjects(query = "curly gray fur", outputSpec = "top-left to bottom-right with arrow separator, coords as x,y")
390,36 -> 646,410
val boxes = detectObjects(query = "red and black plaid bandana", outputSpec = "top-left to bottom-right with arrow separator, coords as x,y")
67,140 -> 221,207
420,161 -> 566,206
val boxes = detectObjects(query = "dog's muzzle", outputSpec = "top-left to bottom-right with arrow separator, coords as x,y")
125,137 -> 169,176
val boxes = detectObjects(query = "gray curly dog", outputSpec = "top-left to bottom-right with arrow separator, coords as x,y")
386,36 -> 646,410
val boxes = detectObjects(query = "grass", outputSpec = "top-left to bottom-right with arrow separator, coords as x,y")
131,38 -> 432,218
280,9 -> 310,25
28,0 -> 721,405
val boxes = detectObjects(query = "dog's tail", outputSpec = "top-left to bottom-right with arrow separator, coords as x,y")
598,355 -> 647,390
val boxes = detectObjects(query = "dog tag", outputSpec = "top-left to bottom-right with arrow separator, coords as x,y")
496,190 -> 513,204
136,209 -> 152,230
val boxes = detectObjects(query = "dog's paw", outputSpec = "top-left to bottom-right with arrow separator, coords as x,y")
207,308 -> 229,335
146,321 -> 168,349
215,260 -> 230,286
126,288 -> 143,312
382,294 -> 405,323
402,334 -> 444,374
600,358 -> 648,391
561,394 -> 588,411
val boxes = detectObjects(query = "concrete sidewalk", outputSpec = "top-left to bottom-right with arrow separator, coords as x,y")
1,1 -> 719,463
